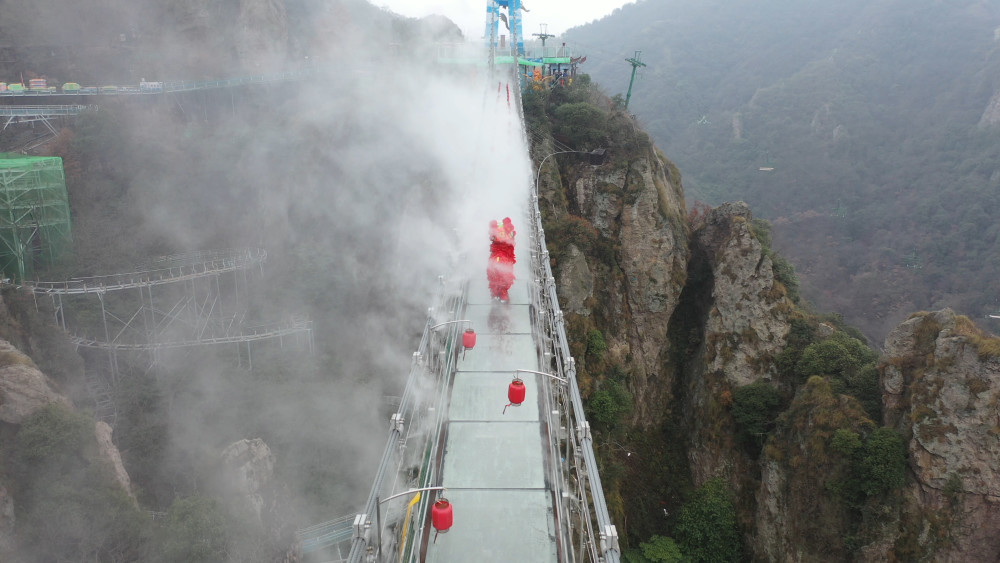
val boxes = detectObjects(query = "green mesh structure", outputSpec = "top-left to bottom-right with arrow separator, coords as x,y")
0,154 -> 72,281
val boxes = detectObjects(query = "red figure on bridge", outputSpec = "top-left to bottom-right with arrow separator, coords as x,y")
488,217 -> 516,302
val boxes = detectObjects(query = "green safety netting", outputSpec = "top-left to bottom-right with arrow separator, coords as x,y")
0,153 -> 72,281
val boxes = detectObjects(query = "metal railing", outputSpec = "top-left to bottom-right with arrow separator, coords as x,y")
160,68 -> 316,93
341,280 -> 467,563
527,193 -> 621,563
0,105 -> 92,116
24,248 -> 267,294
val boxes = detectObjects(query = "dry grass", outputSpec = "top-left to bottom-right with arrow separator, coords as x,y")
953,315 -> 1000,360
0,349 -> 35,368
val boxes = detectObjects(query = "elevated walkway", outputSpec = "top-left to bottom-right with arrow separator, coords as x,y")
305,196 -> 620,563
423,242 -> 558,562
0,105 -> 91,117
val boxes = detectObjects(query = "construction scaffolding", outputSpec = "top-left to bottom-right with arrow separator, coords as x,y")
24,248 -> 313,424
0,153 -> 71,281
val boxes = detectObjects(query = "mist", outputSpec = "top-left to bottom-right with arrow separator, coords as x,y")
1,0 -> 533,559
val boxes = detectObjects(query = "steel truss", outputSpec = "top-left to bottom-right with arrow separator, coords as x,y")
23,248 -> 313,419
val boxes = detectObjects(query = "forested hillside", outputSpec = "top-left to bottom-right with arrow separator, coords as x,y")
568,0 -> 1000,341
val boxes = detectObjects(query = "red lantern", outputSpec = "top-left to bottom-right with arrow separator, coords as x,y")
508,378 -> 525,405
462,329 -> 476,350
504,378 -> 526,414
431,498 -> 453,533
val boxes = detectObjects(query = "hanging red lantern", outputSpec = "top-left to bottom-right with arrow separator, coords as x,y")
504,378 -> 525,414
462,329 -> 477,350
431,498 -> 453,533
508,378 -> 525,405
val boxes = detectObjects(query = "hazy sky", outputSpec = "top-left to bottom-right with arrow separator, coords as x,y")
376,0 -> 635,42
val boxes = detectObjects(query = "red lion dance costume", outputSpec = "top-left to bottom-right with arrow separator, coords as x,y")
488,217 -> 516,302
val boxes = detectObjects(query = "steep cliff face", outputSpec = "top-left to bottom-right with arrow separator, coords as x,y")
0,340 -> 71,424
882,309 -> 1000,561
695,203 -> 792,389
0,333 -> 139,558
682,202 -> 795,506
96,420 -> 135,501
540,138 -> 688,426
752,377 -> 875,561
536,96 -> 913,558
221,437 -> 276,525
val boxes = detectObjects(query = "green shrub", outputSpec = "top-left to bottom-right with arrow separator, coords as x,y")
844,364 -> 881,421
13,403 -> 150,561
828,426 -> 906,507
587,379 -> 633,430
731,381 -> 782,445
587,329 -> 608,362
771,254 -> 800,303
623,535 -> 685,563
15,402 -> 93,466
553,102 -> 609,148
749,218 -> 773,249
673,478 -> 742,562
797,332 -> 876,381
796,331 -> 880,419
776,317 -> 816,380
859,427 -> 907,497
831,428 -> 862,457
154,496 -> 229,563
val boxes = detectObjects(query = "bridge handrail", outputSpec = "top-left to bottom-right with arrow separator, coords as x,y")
161,68 -> 316,93
344,281 -> 464,563
69,316 -> 312,350
24,248 -> 267,294
529,193 -> 622,563
0,105 -> 92,116
296,514 -> 357,553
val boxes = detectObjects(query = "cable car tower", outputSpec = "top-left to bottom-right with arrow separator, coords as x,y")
485,0 -> 525,74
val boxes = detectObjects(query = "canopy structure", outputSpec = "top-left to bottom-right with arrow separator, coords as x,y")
0,153 -> 71,281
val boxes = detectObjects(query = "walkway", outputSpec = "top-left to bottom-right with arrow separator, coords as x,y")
423,239 -> 559,562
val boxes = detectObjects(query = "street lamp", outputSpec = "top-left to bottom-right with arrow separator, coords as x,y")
515,368 -> 568,383
375,486 -> 451,562
533,149 -> 607,197
430,319 -> 476,354
503,368 -> 568,414
429,319 -> 472,331
534,150 -> 582,197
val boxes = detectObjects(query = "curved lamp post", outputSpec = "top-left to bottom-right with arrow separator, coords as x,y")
430,319 -> 476,356
534,149 -> 607,197
375,486 -> 449,562
504,368 -> 568,414
534,150 -> 584,197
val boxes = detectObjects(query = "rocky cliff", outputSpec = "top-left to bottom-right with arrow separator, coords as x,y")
536,128 -> 688,426
0,340 -> 71,424
681,202 -> 796,526
536,81 -> 1000,560
0,332 -> 139,560
881,309 -> 1000,561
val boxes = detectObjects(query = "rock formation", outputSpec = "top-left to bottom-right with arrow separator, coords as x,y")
541,135 -> 688,425
96,421 -> 136,502
221,437 -> 277,526
979,89 -> 1000,128
881,309 -> 1000,561
0,339 -> 70,424
695,202 -> 792,388
682,202 -> 796,536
